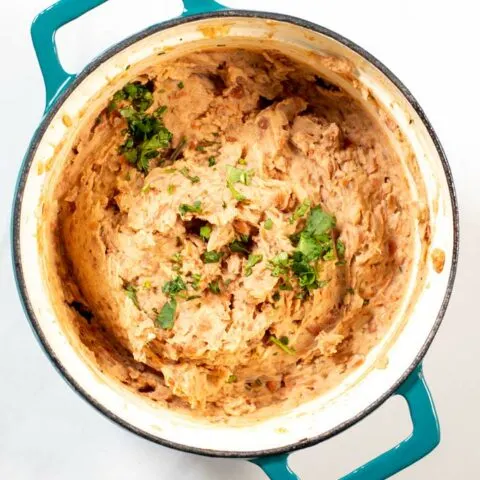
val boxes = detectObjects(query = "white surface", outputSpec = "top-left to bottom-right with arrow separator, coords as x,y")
0,0 -> 476,478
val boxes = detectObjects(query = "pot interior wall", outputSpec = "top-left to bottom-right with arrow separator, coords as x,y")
17,14 -> 455,454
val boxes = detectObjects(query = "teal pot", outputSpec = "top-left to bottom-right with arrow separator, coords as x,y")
11,1 -> 459,479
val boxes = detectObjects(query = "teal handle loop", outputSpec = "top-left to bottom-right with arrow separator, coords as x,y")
31,0 -> 108,109
252,365 -> 440,480
182,0 -> 227,16
31,0 -> 226,111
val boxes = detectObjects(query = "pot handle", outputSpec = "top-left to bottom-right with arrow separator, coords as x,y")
31,0 -> 108,110
31,0 -> 226,111
251,365 -> 440,480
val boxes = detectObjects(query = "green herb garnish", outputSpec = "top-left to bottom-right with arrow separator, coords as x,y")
167,184 -> 176,195
179,200 -> 202,216
226,374 -> 237,383
177,81 -> 184,89
264,218 -> 273,230
208,280 -> 221,294
202,250 -> 223,263
226,165 -> 254,201
124,284 -> 140,309
118,106 -> 172,172
200,224 -> 212,241
155,298 -> 177,329
270,335 -> 296,355
229,237 -> 250,255
179,166 -> 200,184
290,199 -> 311,224
268,252 -> 290,277
190,273 -> 201,290
208,156 -> 216,167
245,254 -> 263,277
162,276 -> 187,297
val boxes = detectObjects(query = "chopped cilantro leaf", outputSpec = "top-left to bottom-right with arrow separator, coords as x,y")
245,254 -> 263,277
226,374 -> 237,383
179,200 -> 202,216
200,224 -> 212,241
177,81 -> 184,89
156,298 -> 177,329
336,239 -> 346,258
208,280 -> 221,294
304,206 -> 336,239
179,166 -> 200,184
268,252 -> 290,277
167,184 -> 176,195
162,276 -> 187,297
229,237 -> 250,255
290,199 -> 311,223
270,335 -> 296,355
226,165 -> 253,201
272,292 -> 281,302
264,218 -> 273,230
190,273 -> 201,290
196,145 -> 206,152
208,156 -> 217,167
124,284 -> 140,309
202,250 -> 223,263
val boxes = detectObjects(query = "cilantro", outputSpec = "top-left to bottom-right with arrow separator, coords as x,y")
155,298 -> 177,329
290,251 -> 317,287
118,106 -> 172,172
162,276 -> 187,297
264,218 -> 273,230
179,166 -> 200,184
245,254 -> 263,276
227,165 -> 253,185
179,200 -> 202,216
268,252 -> 290,277
208,156 -> 217,167
229,237 -> 250,255
336,239 -> 346,258
303,206 -> 336,239
226,165 -> 253,201
200,224 -> 212,241
290,199 -> 311,223
190,273 -> 201,290
226,374 -> 237,383
155,105 -> 167,117
196,145 -> 206,152
270,335 -> 296,355
208,280 -> 221,294
124,284 -> 140,309
272,292 -> 281,302
167,184 -> 176,195
202,250 -> 223,263
177,81 -> 184,89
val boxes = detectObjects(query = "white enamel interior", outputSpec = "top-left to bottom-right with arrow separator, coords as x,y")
18,16 -> 455,454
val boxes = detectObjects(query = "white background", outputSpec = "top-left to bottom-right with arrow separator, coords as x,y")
0,1 -> 477,478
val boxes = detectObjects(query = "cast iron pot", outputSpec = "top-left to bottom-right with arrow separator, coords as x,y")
11,0 -> 459,478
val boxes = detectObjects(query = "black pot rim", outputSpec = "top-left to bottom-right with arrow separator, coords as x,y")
11,9 -> 459,459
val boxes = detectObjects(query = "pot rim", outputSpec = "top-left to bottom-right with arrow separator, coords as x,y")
11,9 -> 459,458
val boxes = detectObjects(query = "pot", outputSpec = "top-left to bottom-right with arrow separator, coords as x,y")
11,0 -> 459,478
